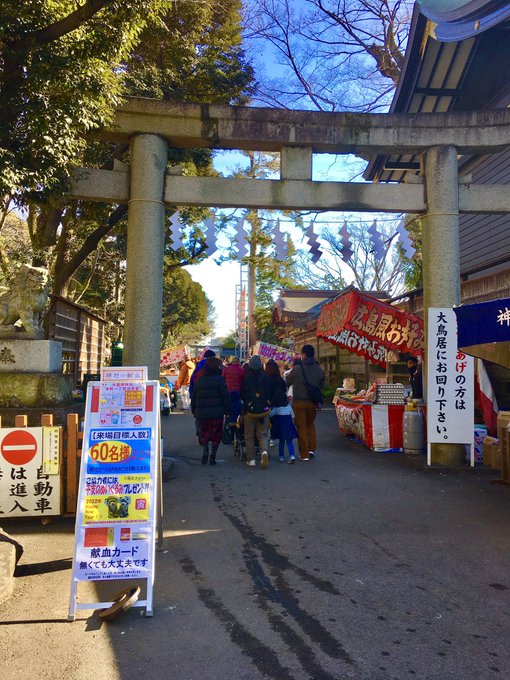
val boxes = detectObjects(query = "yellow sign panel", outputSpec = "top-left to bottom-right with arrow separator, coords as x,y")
42,426 -> 61,475
88,441 -> 132,464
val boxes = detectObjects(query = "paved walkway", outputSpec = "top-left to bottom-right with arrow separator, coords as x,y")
1,407 -> 510,679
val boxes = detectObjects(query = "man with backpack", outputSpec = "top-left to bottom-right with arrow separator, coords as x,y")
285,344 -> 324,461
241,354 -> 272,469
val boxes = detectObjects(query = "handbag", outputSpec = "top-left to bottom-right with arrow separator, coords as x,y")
299,363 -> 323,405
221,419 -> 233,445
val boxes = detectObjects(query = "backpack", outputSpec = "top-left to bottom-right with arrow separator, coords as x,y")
245,375 -> 271,418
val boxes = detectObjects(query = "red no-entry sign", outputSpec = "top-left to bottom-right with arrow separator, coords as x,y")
1,429 -> 38,466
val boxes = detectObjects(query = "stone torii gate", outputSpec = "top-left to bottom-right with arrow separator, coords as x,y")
72,98 -> 510,384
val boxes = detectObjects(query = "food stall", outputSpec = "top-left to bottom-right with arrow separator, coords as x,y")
317,288 -> 425,451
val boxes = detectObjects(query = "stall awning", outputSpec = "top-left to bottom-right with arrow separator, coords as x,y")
454,298 -> 510,368
317,288 -> 424,367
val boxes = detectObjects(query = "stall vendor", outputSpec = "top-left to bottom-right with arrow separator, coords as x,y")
406,356 -> 423,399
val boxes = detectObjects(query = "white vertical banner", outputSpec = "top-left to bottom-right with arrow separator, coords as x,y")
427,308 -> 474,462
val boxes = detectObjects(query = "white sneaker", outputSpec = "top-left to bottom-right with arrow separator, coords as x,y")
246,459 -> 256,467
260,450 -> 269,469
309,451 -> 315,459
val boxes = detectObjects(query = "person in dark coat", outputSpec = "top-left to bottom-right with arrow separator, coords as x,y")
407,356 -> 424,399
189,349 -> 216,397
241,355 -> 272,469
191,357 -> 230,465
264,359 -> 287,394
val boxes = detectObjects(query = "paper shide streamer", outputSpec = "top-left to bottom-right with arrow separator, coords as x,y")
272,218 -> 288,261
396,219 -> 416,258
169,212 -> 410,264
339,222 -> 353,262
368,219 -> 386,260
306,222 -> 323,263
169,211 -> 182,252
234,217 -> 250,258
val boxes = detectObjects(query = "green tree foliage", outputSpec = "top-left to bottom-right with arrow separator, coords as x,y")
398,215 -> 423,290
0,0 -> 254,348
221,329 -> 237,349
123,0 -> 253,105
161,261 -> 211,346
0,209 -> 32,279
0,0 -> 167,204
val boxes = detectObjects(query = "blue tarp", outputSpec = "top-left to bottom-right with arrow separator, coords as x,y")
454,298 -> 510,347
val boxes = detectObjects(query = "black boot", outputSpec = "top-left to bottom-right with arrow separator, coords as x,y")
201,443 -> 209,465
209,443 -> 219,465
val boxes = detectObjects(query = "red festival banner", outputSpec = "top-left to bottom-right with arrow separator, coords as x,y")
317,289 -> 424,367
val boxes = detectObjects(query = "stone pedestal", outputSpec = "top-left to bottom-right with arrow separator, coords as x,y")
0,338 -> 62,373
0,337 -> 76,424
0,373 -> 73,409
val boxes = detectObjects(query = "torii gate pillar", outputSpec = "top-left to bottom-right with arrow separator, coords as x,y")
423,145 -> 464,465
123,134 -> 168,379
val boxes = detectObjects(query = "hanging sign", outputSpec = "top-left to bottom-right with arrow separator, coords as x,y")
253,341 -> 300,363
69,368 -> 160,619
160,345 -> 189,369
0,427 -> 61,518
317,288 -> 424,367
427,308 -> 474,462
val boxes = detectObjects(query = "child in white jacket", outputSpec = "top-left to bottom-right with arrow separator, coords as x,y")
270,389 -> 298,464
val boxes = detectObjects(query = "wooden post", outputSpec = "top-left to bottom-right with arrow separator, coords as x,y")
66,414 -> 80,514
41,414 -> 54,427
15,415 -> 28,427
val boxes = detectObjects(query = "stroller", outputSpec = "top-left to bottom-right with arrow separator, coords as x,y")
228,392 -> 246,461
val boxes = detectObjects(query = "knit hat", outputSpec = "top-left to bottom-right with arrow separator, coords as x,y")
248,355 -> 262,370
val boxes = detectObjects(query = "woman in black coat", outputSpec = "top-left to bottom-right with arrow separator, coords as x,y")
191,357 -> 231,465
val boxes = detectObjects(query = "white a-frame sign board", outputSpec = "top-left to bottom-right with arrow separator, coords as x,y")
68,367 -> 160,620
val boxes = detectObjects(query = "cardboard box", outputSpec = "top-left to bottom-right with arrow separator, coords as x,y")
483,436 -> 501,470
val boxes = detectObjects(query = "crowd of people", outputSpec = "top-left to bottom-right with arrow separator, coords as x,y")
172,345 -> 325,468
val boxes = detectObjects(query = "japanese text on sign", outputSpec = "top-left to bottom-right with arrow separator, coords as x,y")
427,308 -> 474,444
0,427 -> 61,517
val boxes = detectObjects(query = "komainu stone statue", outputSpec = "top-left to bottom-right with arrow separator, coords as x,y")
0,265 -> 49,337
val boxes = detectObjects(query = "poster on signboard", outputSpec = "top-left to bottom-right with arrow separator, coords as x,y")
427,308 -> 474,445
0,427 -> 61,517
69,370 -> 160,618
